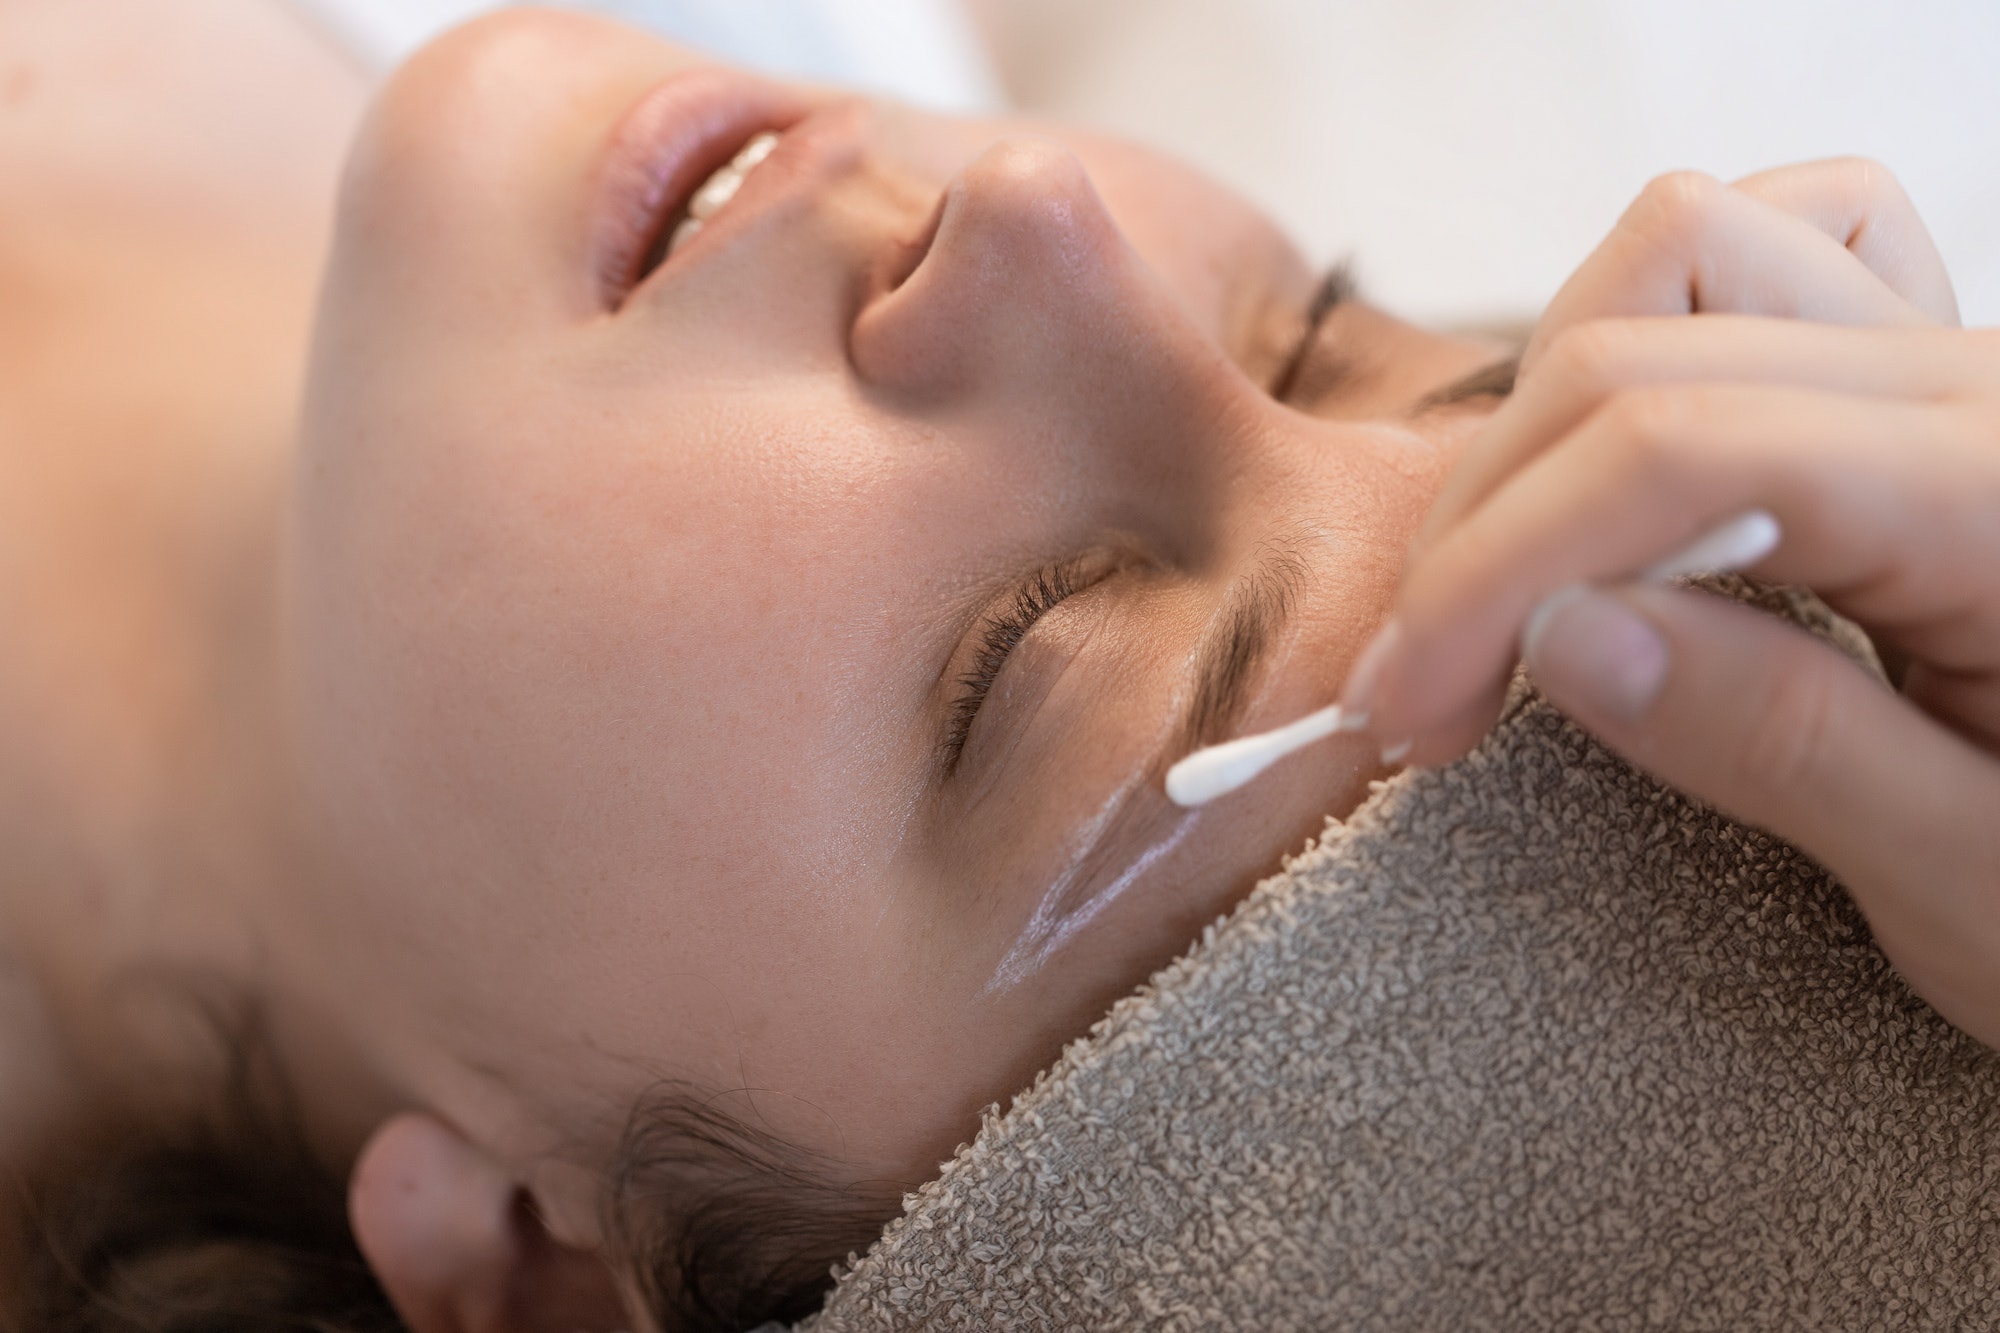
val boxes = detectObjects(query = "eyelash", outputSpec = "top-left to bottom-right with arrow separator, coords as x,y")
943,557 -> 1093,771
1272,263 -> 1353,404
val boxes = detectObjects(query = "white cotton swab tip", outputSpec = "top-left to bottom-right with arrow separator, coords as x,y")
1163,508 -> 1783,810
1526,508 -> 1784,656
1641,508 -> 1782,583
1164,701 -> 1365,808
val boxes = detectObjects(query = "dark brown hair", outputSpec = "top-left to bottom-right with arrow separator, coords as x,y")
611,1087 -> 901,1330
4,1035 -> 899,1333
3,1025 -> 399,1333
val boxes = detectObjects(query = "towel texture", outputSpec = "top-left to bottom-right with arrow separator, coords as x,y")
808,583 -> 2000,1331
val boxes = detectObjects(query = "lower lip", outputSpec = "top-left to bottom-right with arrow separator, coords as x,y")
592,67 -> 807,305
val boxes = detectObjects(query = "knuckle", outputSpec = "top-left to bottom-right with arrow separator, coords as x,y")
1733,651 -> 1840,797
1820,154 -> 1908,207
1949,397 -> 2000,458
1629,170 -> 1726,247
1963,330 -> 2000,394
1543,319 -> 1648,395
1597,385 -> 1694,476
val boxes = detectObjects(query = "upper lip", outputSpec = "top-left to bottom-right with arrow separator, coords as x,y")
591,67 -> 809,306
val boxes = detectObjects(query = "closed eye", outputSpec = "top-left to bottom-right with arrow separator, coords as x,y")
942,558 -> 1095,773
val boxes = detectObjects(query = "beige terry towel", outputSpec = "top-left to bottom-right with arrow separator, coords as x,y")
809,585 -> 2000,1331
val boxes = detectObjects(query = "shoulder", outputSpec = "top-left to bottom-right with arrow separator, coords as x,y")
0,0 -> 365,443
0,1 -> 362,826
0,0 -> 367,285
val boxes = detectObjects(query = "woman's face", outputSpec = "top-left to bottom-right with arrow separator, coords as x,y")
284,9 -> 1500,1207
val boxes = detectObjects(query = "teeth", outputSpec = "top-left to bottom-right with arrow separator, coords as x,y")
733,131 -> 779,171
687,163 -> 743,221
669,131 -> 781,256
668,214 -> 704,256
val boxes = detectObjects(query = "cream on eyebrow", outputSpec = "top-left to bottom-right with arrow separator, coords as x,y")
982,792 -> 1196,994
981,686 -> 1201,994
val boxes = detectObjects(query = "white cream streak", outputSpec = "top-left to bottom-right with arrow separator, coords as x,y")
1165,508 -> 1782,809
982,663 -> 1210,994
983,802 -> 1196,994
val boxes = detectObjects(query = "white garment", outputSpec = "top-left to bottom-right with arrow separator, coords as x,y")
283,0 -> 1001,112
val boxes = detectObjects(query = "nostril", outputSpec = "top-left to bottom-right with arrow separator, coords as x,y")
849,137 -> 1125,395
871,189 -> 948,299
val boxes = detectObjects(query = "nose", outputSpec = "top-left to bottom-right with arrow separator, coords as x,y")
850,137 -> 1290,576
850,138 -> 1214,401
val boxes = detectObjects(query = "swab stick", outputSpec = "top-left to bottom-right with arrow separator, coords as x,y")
1164,509 -> 1781,808
1162,701 -> 1368,808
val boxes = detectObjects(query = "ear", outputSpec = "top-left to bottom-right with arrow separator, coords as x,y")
348,1112 -> 631,1333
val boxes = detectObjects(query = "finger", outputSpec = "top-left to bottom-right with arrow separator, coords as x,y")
1525,582 -> 2000,1048
1731,156 -> 1961,326
1520,170 -> 1937,376
1342,614 -> 1509,768
1903,660 -> 2000,758
1354,387 -> 2000,747
1385,683 -> 1508,771
1420,320 -> 2000,555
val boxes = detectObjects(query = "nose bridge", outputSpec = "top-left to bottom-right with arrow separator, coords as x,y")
851,135 -> 1264,536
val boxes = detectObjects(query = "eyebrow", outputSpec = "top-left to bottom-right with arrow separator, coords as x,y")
1410,354 -> 1520,414
1177,540 -> 1312,753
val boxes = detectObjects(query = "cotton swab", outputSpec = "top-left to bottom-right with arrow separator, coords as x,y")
1163,509 -> 1781,808
1162,700 -> 1368,807
1639,508 -> 1781,583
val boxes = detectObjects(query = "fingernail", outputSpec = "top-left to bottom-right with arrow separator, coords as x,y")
1522,587 -> 1669,720
1340,618 -> 1402,722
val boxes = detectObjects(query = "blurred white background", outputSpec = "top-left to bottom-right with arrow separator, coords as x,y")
292,0 -> 2000,326
972,0 -> 2000,326
287,0 -> 1003,109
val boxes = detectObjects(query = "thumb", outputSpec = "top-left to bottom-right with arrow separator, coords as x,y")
1523,583 -> 2000,1046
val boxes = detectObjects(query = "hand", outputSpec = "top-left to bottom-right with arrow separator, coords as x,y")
1339,159 -> 2000,1049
